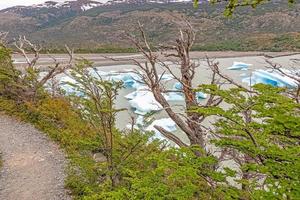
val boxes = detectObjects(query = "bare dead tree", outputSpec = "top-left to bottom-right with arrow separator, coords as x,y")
14,36 -> 42,68
121,21 -> 227,151
13,36 -> 74,101
206,57 -> 257,94
39,45 -> 74,87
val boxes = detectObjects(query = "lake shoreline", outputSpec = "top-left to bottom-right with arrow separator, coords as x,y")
13,51 -> 300,70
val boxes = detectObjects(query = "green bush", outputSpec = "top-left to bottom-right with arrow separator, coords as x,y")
195,84 -> 300,199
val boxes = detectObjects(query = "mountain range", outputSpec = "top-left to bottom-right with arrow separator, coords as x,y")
0,0 -> 300,52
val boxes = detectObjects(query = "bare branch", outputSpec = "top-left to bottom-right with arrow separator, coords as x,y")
154,125 -> 188,147
14,36 -> 41,68
264,59 -> 300,103
265,59 -> 300,83
122,21 -> 208,147
206,57 -> 257,94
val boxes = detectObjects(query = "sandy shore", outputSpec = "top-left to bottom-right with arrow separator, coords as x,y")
13,51 -> 300,69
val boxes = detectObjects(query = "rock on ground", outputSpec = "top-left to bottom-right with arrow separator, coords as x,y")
0,115 -> 71,200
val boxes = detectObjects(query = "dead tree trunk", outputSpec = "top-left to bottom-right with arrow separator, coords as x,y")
124,21 -> 223,150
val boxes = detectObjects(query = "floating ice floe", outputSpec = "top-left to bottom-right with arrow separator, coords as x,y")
123,79 -> 135,88
125,91 -> 138,100
165,91 -> 207,101
128,87 -> 162,115
136,115 -> 145,126
146,118 -> 177,140
196,92 -> 207,99
173,82 -> 183,90
172,82 -> 207,100
240,73 -> 248,77
92,70 -> 144,89
59,76 -> 84,96
165,92 -> 185,101
159,73 -> 174,81
227,62 -> 252,70
71,69 -> 174,89
242,69 -> 298,88
90,70 -> 109,77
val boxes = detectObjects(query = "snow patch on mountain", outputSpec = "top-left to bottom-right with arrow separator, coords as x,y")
32,1 -> 103,10
81,3 -> 102,11
1,0 -> 192,13
33,1 -> 69,8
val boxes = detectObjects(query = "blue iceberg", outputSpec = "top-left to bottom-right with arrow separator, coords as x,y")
173,82 -> 183,90
242,69 -> 298,88
227,62 -> 252,70
196,92 -> 207,99
92,71 -> 143,89
123,79 -> 135,88
171,82 -> 207,101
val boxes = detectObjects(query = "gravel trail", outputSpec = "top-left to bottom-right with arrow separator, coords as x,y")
0,115 -> 71,200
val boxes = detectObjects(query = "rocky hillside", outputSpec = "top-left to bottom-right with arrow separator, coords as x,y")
0,0 -> 300,51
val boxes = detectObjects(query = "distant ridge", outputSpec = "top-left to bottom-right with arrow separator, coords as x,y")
0,0 -> 299,52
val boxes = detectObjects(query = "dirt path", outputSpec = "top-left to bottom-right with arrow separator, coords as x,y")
0,115 -> 71,200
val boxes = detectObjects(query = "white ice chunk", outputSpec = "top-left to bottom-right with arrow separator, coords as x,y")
146,118 -> 177,140
92,70 -> 144,89
106,74 -> 123,82
128,88 -> 162,115
165,92 -> 185,101
165,91 -> 207,101
227,62 -> 252,70
159,73 -> 174,81
125,91 -> 138,100
93,70 -> 109,77
136,115 -> 144,126
240,73 -> 248,77
130,81 -> 145,89
196,92 -> 207,99
171,82 -> 207,101
59,76 -> 84,96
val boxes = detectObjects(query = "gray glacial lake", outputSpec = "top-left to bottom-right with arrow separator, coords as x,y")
91,55 -> 300,144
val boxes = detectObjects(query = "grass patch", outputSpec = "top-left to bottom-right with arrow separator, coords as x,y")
193,40 -> 247,51
34,33 -> 300,54
192,33 -> 300,52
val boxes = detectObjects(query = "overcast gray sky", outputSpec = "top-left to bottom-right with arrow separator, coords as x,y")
0,0 -> 66,9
